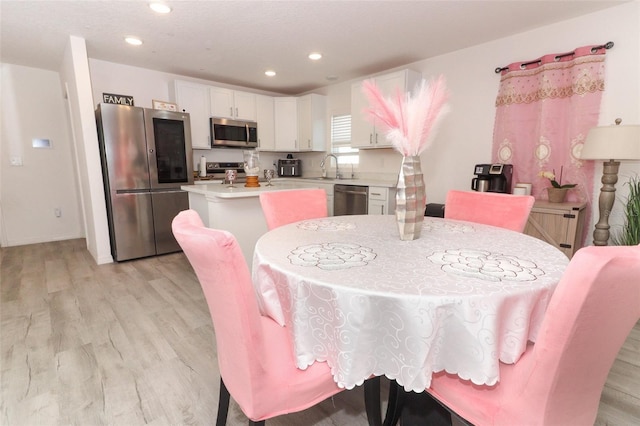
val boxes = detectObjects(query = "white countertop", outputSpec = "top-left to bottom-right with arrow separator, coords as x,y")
181,181 -> 323,198
193,177 -> 397,188
183,177 -> 397,199
281,177 -> 397,188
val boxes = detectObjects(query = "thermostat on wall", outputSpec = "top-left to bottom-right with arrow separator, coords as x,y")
32,138 -> 51,148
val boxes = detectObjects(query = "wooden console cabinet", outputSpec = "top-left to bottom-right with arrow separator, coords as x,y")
524,201 -> 587,259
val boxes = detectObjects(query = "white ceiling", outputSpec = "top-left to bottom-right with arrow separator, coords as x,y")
0,0 -> 626,95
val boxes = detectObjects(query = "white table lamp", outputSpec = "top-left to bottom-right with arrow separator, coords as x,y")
580,119 -> 640,245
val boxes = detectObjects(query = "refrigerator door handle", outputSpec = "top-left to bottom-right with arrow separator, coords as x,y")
149,188 -> 183,194
116,189 -> 150,195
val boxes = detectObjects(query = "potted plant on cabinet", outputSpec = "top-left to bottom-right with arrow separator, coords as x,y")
612,175 -> 640,246
539,166 -> 577,203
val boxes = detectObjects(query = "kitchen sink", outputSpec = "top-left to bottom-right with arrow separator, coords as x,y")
302,177 -> 354,182
300,177 -> 336,181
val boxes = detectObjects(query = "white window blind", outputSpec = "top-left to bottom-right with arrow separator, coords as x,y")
331,114 -> 358,165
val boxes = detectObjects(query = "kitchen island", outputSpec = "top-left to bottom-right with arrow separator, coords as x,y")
182,177 -> 397,264
181,181 -> 326,264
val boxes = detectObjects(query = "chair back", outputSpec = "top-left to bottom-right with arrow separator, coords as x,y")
444,190 -> 534,232
498,244 -> 640,425
171,210 -> 265,406
259,188 -> 328,230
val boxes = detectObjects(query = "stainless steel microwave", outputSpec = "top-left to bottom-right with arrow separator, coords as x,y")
210,117 -> 258,148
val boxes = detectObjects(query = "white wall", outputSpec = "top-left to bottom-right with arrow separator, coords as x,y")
59,35 -> 113,264
89,60 -> 178,111
0,63 -> 84,246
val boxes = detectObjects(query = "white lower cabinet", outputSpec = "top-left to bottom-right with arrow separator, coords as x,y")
326,187 -> 334,217
368,186 -> 395,215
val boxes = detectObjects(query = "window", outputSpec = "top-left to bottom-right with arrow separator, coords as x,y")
331,114 -> 358,165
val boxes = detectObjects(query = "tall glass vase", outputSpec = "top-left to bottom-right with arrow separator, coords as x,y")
396,155 -> 426,240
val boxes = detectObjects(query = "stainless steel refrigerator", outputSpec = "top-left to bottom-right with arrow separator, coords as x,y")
96,103 -> 194,261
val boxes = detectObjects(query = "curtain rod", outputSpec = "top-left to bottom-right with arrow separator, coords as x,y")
494,41 -> 614,74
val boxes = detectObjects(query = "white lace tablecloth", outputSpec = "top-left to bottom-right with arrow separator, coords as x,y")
252,215 -> 569,391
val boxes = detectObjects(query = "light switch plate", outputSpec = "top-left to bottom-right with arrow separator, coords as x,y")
10,156 -> 23,166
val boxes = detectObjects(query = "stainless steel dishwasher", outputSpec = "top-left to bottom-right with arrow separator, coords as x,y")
334,184 -> 368,216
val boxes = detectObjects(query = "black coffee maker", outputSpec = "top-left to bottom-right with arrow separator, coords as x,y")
471,163 -> 513,193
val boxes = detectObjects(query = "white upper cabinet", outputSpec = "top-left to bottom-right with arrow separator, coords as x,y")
256,95 -> 275,151
274,97 -> 299,151
297,94 -> 326,152
210,87 -> 257,121
274,94 -> 326,152
174,79 -> 323,153
351,69 -> 421,149
173,80 -> 212,149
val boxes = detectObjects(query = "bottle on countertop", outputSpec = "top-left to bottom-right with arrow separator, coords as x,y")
199,156 -> 207,177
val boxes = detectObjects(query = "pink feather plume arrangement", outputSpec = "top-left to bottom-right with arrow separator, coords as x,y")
362,75 -> 450,156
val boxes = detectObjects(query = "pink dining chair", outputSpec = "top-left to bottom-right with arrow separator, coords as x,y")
259,188 -> 328,230
423,244 -> 640,426
444,190 -> 535,232
171,209 -> 346,426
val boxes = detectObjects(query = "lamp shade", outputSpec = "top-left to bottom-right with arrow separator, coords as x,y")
581,124 -> 640,160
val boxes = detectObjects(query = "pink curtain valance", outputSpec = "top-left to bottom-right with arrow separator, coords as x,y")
496,45 -> 607,107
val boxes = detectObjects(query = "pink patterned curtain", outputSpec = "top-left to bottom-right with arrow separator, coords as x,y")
492,45 -> 608,244
492,46 -> 606,242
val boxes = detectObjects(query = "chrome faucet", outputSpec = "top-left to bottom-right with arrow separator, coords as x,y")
320,154 -> 341,179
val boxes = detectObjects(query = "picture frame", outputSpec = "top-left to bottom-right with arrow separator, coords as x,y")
152,100 -> 178,112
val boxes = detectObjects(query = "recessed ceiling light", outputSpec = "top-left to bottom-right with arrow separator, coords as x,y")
265,70 -> 276,77
308,52 -> 322,61
125,37 -> 143,46
149,3 -> 171,13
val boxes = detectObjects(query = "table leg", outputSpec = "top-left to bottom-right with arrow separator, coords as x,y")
364,376 -> 382,426
382,380 -> 452,426
400,391 -> 451,426
382,380 -> 406,426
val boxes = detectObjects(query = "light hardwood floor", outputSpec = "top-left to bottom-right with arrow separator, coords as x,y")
1,239 -> 638,425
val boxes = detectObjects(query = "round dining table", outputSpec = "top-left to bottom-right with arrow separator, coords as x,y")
251,215 -> 569,392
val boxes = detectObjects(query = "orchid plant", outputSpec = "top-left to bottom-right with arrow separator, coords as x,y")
538,166 -> 576,189
361,75 -> 450,156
